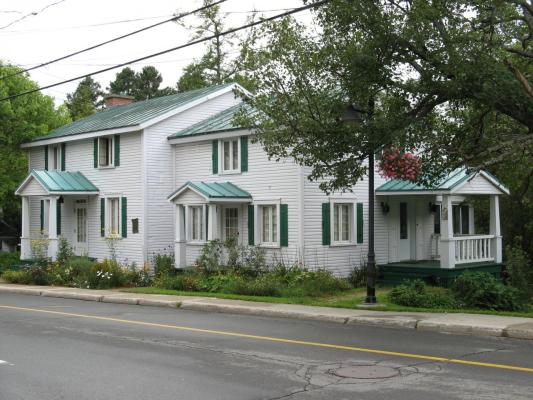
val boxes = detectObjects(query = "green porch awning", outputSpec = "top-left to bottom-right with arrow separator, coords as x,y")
167,181 -> 252,202
16,170 -> 99,195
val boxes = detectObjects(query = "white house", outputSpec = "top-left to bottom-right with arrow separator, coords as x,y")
16,83 -> 509,279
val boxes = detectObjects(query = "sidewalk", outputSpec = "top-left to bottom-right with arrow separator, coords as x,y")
1,283 -> 532,340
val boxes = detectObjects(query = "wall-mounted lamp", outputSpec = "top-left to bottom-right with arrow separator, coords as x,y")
381,202 -> 390,214
429,202 -> 438,213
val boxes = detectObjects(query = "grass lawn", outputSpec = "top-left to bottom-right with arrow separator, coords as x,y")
123,286 -> 533,318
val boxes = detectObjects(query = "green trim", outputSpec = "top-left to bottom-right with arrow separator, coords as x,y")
121,197 -> 127,238
60,143 -> 66,171
240,136 -> 248,172
56,201 -> 61,235
321,203 -> 330,246
100,198 -> 105,237
167,181 -> 251,201
44,146 -> 48,171
93,139 -> 98,168
40,200 -> 44,232
356,203 -> 364,244
248,205 -> 254,246
280,204 -> 288,247
212,140 -> 218,174
114,135 -> 120,167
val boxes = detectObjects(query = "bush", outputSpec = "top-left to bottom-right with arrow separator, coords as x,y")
505,244 -> 533,300
56,238 -> 74,265
389,280 -> 457,308
348,264 -> 367,288
2,269 -> 33,284
153,253 -> 175,277
452,272 -> 526,311
0,252 -> 21,271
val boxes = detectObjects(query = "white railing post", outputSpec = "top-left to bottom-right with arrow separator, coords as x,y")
207,204 -> 218,241
174,204 -> 186,268
20,196 -> 31,260
489,195 -> 502,263
439,195 -> 455,268
47,197 -> 58,260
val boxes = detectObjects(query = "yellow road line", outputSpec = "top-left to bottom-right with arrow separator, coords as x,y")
2,304 -> 532,373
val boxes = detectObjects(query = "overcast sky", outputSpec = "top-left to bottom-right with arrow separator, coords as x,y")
1,0 -> 312,105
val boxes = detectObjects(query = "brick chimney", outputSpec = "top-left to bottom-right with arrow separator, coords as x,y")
104,94 -> 135,108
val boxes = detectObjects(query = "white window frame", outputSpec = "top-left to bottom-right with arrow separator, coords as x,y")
254,200 -> 281,248
329,198 -> 357,247
42,199 -> 50,234
49,145 -> 61,171
222,206 -> 239,240
98,136 -> 115,168
106,197 -> 121,237
186,204 -> 206,244
218,138 -> 241,174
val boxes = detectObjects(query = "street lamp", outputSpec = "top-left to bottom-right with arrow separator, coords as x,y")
342,103 -> 377,304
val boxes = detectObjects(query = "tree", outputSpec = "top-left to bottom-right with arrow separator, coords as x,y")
176,0 -> 255,92
108,66 -> 174,100
65,76 -> 104,120
237,0 -> 532,193
0,62 -> 70,231
108,67 -> 136,97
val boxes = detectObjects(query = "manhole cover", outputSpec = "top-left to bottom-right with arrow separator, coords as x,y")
332,366 -> 399,379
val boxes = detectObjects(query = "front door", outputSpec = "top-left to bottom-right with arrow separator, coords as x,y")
398,202 -> 412,260
74,200 -> 88,256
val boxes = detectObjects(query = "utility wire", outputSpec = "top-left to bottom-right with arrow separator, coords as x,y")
0,0 -> 328,103
0,0 -> 67,30
0,0 -> 227,81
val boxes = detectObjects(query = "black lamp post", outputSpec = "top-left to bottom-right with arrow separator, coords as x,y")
342,103 -> 377,304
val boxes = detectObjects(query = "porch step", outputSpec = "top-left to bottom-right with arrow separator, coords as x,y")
378,261 -> 503,287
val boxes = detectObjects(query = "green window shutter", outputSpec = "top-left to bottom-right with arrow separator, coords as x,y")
247,204 -> 254,245
40,200 -> 44,232
93,139 -> 98,168
121,197 -> 127,238
322,203 -> 331,246
212,140 -> 218,174
60,143 -> 66,171
100,198 -> 105,237
44,146 -> 48,170
280,204 -> 288,247
114,135 -> 120,167
240,136 -> 248,172
357,203 -> 364,244
56,201 -> 61,236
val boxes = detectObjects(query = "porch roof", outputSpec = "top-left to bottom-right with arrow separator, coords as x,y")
376,168 -> 509,195
167,181 -> 252,202
15,170 -> 99,196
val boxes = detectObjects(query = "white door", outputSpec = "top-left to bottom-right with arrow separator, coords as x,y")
74,200 -> 88,256
398,202 -> 411,260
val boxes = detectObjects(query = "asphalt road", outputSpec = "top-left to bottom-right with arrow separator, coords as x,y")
1,293 -> 532,400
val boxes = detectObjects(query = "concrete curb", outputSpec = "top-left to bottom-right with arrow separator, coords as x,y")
1,284 -> 532,340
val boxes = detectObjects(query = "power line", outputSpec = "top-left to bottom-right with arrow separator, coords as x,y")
0,0 -> 227,81
0,0 -> 329,103
0,0 -> 67,30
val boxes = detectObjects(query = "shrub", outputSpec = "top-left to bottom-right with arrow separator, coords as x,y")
0,252 -> 21,271
505,244 -> 533,300
56,238 -> 74,265
153,253 -> 175,277
2,269 -> 33,284
197,240 -> 223,272
389,280 -> 457,308
348,264 -> 368,288
452,272 -> 526,311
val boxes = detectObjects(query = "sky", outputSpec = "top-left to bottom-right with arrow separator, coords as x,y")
1,0 -> 313,105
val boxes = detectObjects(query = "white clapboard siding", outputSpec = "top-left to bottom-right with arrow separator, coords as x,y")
173,137 -> 301,267
144,91 -> 242,258
27,148 -> 46,236
302,163 -> 390,276
453,174 -> 503,195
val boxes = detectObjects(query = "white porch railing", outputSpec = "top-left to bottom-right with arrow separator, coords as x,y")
453,235 -> 495,264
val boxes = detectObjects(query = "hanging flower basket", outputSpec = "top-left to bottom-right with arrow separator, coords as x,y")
378,147 -> 422,182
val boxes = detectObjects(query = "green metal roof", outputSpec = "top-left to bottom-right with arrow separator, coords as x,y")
169,103 -> 253,139
376,169 -> 472,192
30,170 -> 99,193
168,181 -> 251,201
29,84 -> 235,143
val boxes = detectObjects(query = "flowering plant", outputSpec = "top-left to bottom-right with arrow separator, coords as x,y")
378,146 -> 422,182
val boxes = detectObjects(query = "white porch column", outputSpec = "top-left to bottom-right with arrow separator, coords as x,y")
174,204 -> 186,268
490,195 -> 502,263
207,204 -> 218,241
439,194 -> 456,268
20,196 -> 31,260
47,197 -> 58,260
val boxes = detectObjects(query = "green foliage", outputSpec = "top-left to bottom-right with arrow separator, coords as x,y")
452,272 -> 526,311
56,237 -> 74,265
65,76 -> 104,120
0,252 -> 20,271
107,66 -> 175,100
153,253 -> 175,277
505,243 -> 533,299
2,269 -> 32,284
389,280 -> 458,309
196,240 -> 224,272
348,264 -> 368,288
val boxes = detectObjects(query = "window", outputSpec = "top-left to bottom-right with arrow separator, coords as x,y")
99,137 -> 114,167
221,139 -> 239,173
452,205 -> 470,235
49,145 -> 61,170
260,205 -> 278,245
224,207 -> 239,239
333,203 -> 352,243
107,198 -> 120,236
190,206 -> 204,241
